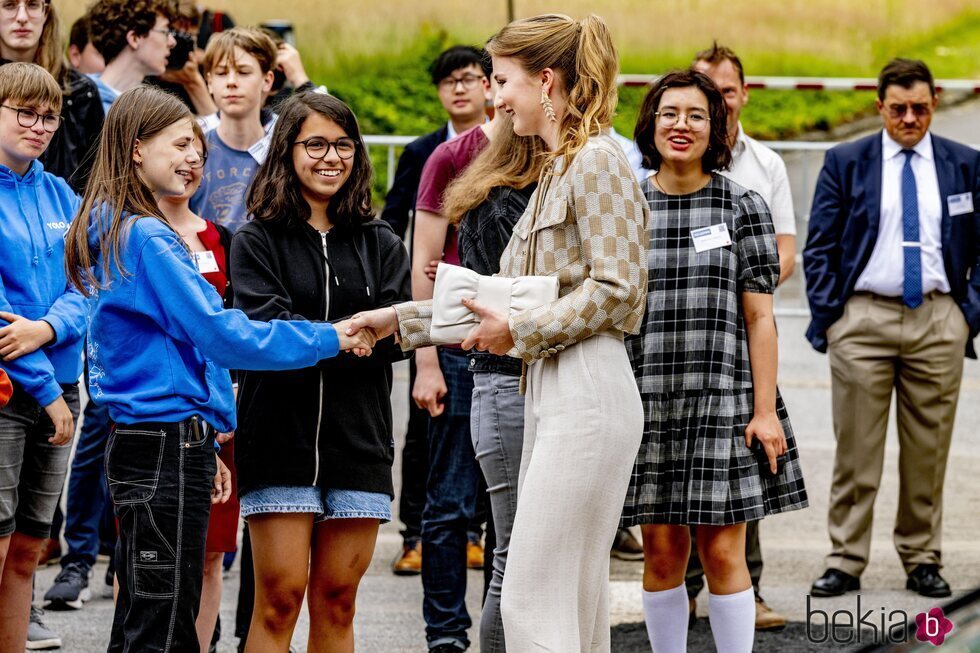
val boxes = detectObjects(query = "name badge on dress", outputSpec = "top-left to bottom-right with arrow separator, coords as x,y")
947,192 -> 974,217
192,250 -> 220,274
691,223 -> 732,253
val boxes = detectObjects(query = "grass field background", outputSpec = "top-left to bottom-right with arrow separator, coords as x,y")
56,0 -> 980,198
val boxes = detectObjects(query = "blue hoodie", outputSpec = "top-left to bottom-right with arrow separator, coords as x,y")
0,161 -> 86,407
86,213 -> 341,432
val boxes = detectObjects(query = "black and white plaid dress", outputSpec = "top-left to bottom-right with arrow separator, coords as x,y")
620,174 -> 808,526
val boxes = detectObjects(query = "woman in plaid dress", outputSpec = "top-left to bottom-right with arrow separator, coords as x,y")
622,70 -> 807,653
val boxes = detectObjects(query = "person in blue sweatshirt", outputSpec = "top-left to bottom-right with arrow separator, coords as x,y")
0,63 -> 86,651
63,85 -> 377,653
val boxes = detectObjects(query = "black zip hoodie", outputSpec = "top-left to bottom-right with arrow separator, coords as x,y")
230,217 -> 411,497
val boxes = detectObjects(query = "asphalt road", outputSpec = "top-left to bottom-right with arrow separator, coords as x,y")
31,98 -> 980,652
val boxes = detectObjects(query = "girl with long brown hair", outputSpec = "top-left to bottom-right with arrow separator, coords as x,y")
349,14 -> 649,651
63,85 -> 374,652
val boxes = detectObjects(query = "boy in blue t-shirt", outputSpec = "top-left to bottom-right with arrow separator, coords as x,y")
190,28 -> 277,233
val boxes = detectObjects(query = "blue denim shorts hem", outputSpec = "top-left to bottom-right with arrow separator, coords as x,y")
240,485 -> 391,523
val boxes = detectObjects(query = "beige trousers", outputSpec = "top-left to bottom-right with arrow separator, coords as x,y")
500,333 -> 643,652
825,292 -> 969,576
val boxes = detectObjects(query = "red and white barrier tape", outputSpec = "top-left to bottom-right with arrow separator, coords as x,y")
618,74 -> 980,93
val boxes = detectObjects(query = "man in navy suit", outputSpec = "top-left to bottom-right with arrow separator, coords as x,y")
804,58 -> 980,599
382,46 -> 491,576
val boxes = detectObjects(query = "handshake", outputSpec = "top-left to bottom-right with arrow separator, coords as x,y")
334,307 -> 400,356
334,298 -> 518,357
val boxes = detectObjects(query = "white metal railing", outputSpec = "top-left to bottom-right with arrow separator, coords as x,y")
617,75 -> 980,93
364,136 -> 977,318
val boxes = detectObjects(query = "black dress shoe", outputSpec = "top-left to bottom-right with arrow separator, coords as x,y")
906,564 -> 952,598
811,569 -> 861,597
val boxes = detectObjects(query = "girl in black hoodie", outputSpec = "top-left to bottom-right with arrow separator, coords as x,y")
230,92 -> 410,650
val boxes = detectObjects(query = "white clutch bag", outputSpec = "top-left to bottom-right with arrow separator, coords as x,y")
430,263 -> 559,345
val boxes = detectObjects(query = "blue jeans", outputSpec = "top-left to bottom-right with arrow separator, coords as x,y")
422,348 -> 480,650
470,371 -> 524,653
62,396 -> 112,568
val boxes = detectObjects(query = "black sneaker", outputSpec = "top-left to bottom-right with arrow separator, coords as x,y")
43,561 -> 92,610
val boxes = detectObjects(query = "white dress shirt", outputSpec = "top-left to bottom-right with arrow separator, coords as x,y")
855,131 -> 950,297
608,127 -> 652,183
720,123 -> 796,235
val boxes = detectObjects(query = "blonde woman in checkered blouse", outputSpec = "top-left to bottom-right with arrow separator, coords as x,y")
349,14 -> 648,652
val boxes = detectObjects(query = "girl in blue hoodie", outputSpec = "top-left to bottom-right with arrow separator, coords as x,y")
0,63 -> 85,651
63,85 -> 376,653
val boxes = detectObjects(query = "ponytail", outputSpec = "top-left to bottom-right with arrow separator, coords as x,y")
487,14 -> 619,164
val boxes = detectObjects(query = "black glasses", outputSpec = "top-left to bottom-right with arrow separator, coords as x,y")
294,137 -> 357,161
190,152 -> 207,169
1,105 -> 60,132
0,0 -> 48,19
438,74 -> 485,91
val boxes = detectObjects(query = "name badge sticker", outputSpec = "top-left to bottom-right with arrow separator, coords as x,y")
947,192 -> 974,217
691,223 -> 733,253
192,250 -> 220,274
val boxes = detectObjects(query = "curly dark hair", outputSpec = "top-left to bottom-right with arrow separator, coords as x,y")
634,69 -> 732,173
88,0 -> 175,63
247,93 -> 374,229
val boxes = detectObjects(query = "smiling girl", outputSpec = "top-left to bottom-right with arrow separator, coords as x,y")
621,70 -> 807,653
349,14 -> 649,652
63,85 -> 375,653
231,92 -> 411,653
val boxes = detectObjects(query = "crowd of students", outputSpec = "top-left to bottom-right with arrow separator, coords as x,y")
0,3 -> 805,652
3,2 -> 976,653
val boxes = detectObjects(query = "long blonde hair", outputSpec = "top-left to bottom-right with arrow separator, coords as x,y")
486,14 -> 618,166
66,86 -> 193,295
441,113 -> 546,225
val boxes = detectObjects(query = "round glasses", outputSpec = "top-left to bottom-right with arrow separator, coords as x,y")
655,110 -> 711,132
294,137 -> 357,161
1,105 -> 60,132
0,0 -> 48,19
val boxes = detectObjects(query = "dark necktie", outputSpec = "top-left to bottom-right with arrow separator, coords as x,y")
901,149 -> 923,308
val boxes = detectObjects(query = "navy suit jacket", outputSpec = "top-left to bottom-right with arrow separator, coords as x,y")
804,131 -> 980,358
380,125 -> 449,240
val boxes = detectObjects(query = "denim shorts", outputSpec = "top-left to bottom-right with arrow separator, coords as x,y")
0,384 -> 79,538
240,485 -> 391,523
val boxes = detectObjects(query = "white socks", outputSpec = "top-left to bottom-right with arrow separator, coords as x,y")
642,584 -> 689,653
708,588 -> 755,653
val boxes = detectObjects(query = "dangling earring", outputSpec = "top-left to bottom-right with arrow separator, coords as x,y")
540,86 -> 557,123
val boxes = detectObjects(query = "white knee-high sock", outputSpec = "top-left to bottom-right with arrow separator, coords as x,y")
708,588 -> 755,653
642,584 -> 689,653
